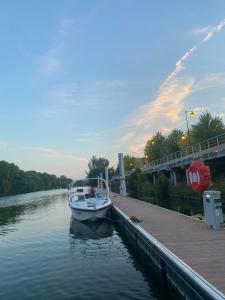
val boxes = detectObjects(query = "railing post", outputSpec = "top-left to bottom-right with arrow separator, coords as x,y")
216,137 -> 219,147
207,140 -> 210,149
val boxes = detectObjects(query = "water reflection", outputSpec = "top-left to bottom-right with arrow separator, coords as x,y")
0,190 -> 67,236
70,217 -> 113,239
0,190 -> 176,299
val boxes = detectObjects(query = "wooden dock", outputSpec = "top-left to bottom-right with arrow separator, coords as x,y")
111,193 -> 225,296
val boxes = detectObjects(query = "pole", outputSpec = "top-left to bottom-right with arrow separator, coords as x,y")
185,110 -> 192,147
105,167 -> 109,190
100,172 -> 103,189
97,176 -> 100,188
118,153 -> 127,196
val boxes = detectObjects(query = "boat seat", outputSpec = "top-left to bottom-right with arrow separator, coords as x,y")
87,199 -> 96,207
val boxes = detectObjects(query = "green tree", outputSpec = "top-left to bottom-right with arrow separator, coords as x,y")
165,129 -> 184,154
0,160 -> 72,197
127,168 -> 146,198
191,111 -> 225,143
123,154 -> 140,171
144,132 -> 166,161
86,156 -> 109,178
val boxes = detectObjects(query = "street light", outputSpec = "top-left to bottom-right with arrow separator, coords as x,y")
185,110 -> 196,147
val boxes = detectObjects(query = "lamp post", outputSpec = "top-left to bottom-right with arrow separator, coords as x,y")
185,110 -> 195,147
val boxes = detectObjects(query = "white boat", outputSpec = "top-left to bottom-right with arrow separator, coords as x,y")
68,178 -> 112,222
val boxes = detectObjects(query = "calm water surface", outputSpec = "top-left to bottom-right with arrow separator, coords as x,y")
0,190 -> 167,300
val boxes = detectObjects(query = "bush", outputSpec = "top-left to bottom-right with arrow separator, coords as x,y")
154,174 -> 171,205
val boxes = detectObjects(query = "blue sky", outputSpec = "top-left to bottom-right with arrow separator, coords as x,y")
1,0 -> 225,178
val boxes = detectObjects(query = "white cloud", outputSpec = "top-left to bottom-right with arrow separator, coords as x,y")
166,46 -> 197,82
43,80 -> 147,118
39,55 -> 61,76
22,146 -> 88,162
73,132 -> 103,143
202,18 -> 225,42
0,140 -> 12,151
121,78 -> 194,154
58,16 -> 75,38
38,16 -> 75,77
120,17 -> 225,155
191,26 -> 212,36
120,131 -> 136,144
192,73 -> 225,93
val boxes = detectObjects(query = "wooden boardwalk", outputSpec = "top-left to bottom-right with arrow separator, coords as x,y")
112,193 -> 225,296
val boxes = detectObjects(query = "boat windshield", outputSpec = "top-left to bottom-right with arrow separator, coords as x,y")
69,178 -> 109,200
96,192 -> 107,199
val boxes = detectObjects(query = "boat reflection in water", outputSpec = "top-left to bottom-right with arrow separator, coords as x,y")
69,217 -> 113,239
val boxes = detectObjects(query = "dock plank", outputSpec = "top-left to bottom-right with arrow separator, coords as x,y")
111,193 -> 225,295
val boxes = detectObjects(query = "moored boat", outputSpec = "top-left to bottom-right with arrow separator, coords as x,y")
68,178 -> 112,222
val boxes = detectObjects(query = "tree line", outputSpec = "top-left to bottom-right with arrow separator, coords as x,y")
144,111 -> 225,163
119,111 -> 225,172
85,111 -> 225,198
0,160 -> 72,197
86,112 -> 225,177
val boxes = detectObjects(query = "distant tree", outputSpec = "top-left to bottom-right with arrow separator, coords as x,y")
58,175 -> 72,188
86,156 -> 109,178
0,160 -> 72,197
144,132 -> 166,161
191,111 -> 225,143
165,129 -> 184,154
108,167 -> 115,180
123,154 -> 140,172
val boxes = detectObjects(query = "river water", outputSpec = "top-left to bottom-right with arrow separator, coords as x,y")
0,190 -> 174,300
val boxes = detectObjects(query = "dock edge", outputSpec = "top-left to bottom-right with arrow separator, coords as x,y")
112,205 -> 225,300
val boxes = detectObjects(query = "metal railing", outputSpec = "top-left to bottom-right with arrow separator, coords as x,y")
142,133 -> 225,172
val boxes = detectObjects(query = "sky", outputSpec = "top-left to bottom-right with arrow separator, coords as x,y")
1,0 -> 225,179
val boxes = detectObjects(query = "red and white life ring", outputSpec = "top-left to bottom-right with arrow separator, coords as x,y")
186,161 -> 212,193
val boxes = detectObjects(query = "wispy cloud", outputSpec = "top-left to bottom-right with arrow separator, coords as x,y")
122,77 -> 194,154
202,18 -> 225,42
58,16 -> 75,38
38,16 -> 75,77
0,140 -> 11,150
192,73 -> 225,93
39,55 -> 61,76
191,26 -> 212,36
73,132 -> 103,142
0,140 -> 88,178
166,46 -> 197,82
43,80 -> 148,118
121,17 -> 225,155
22,146 -> 88,162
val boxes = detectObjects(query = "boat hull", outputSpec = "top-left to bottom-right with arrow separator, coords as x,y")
70,205 -> 111,222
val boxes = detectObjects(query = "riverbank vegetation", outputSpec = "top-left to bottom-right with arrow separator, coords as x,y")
85,111 -> 225,214
144,111 -> 225,162
0,161 -> 72,197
